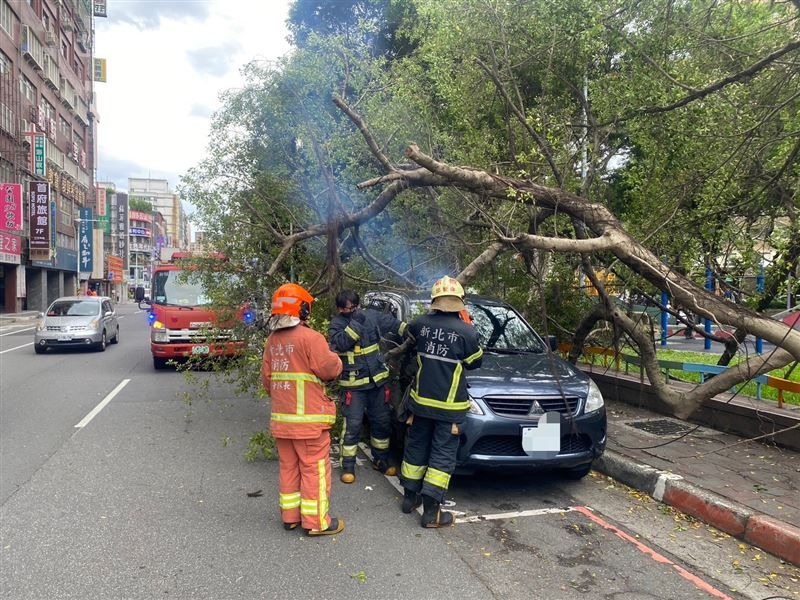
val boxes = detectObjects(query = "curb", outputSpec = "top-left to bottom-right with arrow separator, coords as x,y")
594,450 -> 800,567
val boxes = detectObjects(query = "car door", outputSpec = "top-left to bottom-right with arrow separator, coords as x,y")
101,300 -> 116,336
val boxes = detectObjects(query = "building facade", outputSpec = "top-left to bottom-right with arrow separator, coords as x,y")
0,0 -> 98,312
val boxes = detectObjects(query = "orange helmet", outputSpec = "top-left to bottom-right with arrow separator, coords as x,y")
271,283 -> 314,319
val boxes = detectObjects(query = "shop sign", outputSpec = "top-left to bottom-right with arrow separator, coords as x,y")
33,134 -> 47,177
0,184 -> 22,231
79,208 -> 93,273
28,182 -> 50,258
0,231 -> 21,264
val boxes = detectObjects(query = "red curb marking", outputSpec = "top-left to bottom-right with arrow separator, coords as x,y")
574,506 -> 733,600
662,486 -> 748,537
745,516 -> 800,567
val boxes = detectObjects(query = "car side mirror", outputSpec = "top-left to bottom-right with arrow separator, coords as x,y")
547,335 -> 558,352
138,297 -> 151,309
104,311 -> 113,317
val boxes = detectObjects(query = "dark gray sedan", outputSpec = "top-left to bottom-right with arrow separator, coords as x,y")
365,292 -> 606,479
34,296 -> 120,353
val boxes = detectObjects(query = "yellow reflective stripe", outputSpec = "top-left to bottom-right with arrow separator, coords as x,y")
446,363 -> 463,403
398,322 -> 407,336
370,437 -> 389,450
463,347 -> 483,365
341,444 -> 358,457
279,492 -> 301,509
297,380 -> 305,415
301,498 -> 318,515
410,390 -> 470,411
345,352 -> 355,365
339,417 -> 348,466
271,372 -> 322,384
401,461 -> 426,480
345,326 -> 359,341
355,344 -> 379,355
373,370 -> 389,383
339,374 -> 371,387
424,467 -> 451,489
318,459 -> 328,529
272,413 -> 336,424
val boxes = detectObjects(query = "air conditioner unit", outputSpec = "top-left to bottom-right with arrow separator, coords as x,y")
45,30 -> 56,46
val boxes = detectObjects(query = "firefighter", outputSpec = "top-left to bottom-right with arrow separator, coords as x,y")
399,276 -> 483,528
261,283 -> 345,536
328,289 -> 406,483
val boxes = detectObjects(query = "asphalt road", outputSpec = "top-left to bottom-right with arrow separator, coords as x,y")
0,305 -> 794,600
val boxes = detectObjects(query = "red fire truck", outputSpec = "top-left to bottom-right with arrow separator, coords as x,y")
145,251 -> 251,369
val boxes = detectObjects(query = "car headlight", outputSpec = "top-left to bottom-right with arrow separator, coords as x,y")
36,320 -> 45,331
151,321 -> 169,343
88,318 -> 101,330
585,379 -> 604,413
468,398 -> 484,415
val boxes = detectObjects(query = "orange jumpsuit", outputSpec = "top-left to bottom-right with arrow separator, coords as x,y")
261,323 -> 343,531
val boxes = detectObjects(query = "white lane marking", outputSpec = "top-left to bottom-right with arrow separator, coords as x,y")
0,326 -> 36,337
75,378 -> 131,429
455,506 -> 579,524
0,342 -> 33,354
358,442 -> 466,516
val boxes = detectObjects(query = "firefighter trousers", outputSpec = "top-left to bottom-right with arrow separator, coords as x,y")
276,432 -> 333,532
340,385 -> 392,471
399,415 -> 459,503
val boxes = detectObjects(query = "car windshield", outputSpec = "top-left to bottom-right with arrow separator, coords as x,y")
152,270 -> 211,307
469,303 -> 545,353
47,300 -> 100,317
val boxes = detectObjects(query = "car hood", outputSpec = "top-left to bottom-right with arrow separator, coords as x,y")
43,316 -> 98,326
465,351 -> 589,398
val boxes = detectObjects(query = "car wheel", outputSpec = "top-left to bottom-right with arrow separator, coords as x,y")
112,326 -> 119,344
153,357 -> 168,370
562,462 -> 592,480
97,331 -> 107,352
34,344 -> 46,354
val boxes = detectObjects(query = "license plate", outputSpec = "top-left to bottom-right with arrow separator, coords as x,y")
521,412 -> 561,457
57,334 -> 72,341
191,345 -> 210,355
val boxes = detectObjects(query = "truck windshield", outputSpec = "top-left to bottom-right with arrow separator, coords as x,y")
469,303 -> 545,353
152,270 -> 210,307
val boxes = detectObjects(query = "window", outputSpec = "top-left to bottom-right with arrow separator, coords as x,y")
41,98 -> 55,120
19,75 -> 35,103
59,116 -> 70,138
0,0 -> 13,37
60,39 -> 67,58
0,50 -> 10,75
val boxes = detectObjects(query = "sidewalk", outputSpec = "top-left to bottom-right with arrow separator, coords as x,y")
0,310 -> 39,324
596,396 -> 800,566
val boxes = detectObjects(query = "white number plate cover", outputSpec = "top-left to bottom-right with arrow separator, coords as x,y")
192,345 -> 210,355
57,334 -> 72,341
522,412 -> 561,457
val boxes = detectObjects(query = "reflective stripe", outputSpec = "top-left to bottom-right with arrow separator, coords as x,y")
410,390 -> 470,411
463,347 -> 483,365
279,491 -> 301,509
401,461 -> 426,480
301,498 -> 318,515
370,436 -> 389,450
345,326 -> 359,341
272,413 -> 336,424
446,362 -> 463,403
318,459 -> 328,529
341,444 -> 358,457
270,372 -> 324,418
424,467 -> 451,490
398,322 -> 407,336
339,417 -> 348,466
337,343 -> 379,363
338,368 -> 389,388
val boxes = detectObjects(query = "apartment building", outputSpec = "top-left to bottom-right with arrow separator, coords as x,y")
0,0 -> 98,312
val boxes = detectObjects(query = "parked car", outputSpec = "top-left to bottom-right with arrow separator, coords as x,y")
364,291 -> 606,478
34,296 -> 120,354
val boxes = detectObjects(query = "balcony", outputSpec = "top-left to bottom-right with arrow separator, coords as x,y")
20,26 -> 44,71
60,78 -> 76,111
43,54 -> 60,90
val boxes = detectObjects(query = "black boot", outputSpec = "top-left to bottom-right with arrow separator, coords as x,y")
401,489 -> 422,514
420,494 -> 454,528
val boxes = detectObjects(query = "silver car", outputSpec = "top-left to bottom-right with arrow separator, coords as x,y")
34,296 -> 120,353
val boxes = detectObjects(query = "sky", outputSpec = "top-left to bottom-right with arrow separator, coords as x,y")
93,0 -> 292,200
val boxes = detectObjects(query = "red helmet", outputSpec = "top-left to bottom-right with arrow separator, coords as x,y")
271,283 -> 314,319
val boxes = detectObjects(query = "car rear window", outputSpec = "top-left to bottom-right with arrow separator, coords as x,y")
47,300 -> 101,317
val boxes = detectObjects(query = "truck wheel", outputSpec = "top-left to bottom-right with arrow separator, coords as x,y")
153,357 -> 168,370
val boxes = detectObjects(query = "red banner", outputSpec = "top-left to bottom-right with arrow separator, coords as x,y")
0,184 -> 22,231
0,231 -> 21,264
96,185 -> 106,216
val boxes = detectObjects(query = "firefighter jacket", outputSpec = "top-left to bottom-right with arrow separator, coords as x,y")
407,311 -> 483,423
262,322 -> 343,439
328,308 -> 406,390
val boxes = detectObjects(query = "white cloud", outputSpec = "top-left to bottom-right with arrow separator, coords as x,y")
93,1 -> 292,194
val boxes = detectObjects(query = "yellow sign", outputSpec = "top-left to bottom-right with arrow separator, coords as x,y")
93,58 -> 107,82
